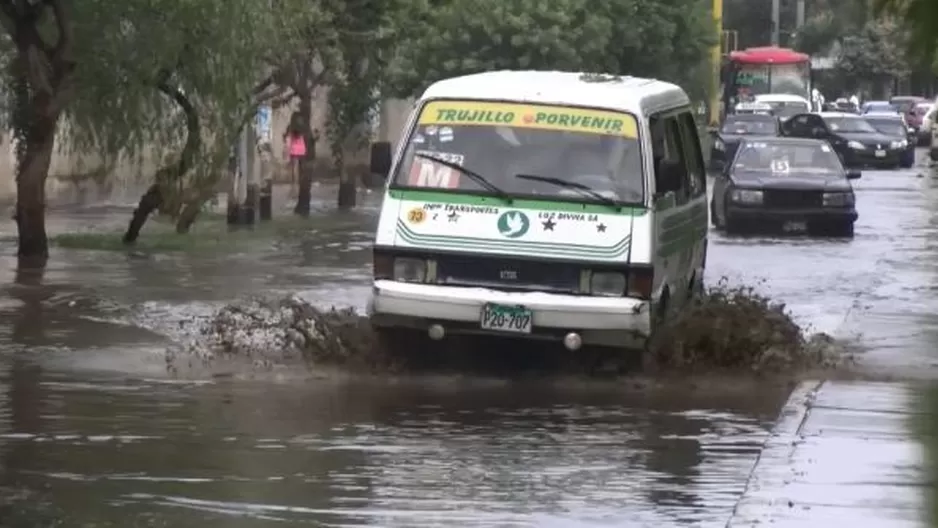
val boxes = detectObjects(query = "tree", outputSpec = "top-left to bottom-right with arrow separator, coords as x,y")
324,0 -> 407,209
64,0 -> 304,241
389,0 -> 714,101
836,18 -> 911,90
875,0 -> 938,69
0,0 -> 75,268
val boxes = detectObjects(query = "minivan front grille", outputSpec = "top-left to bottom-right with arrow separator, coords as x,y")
435,254 -> 581,292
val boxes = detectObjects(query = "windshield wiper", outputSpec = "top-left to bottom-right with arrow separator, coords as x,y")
413,153 -> 511,203
515,174 -> 623,210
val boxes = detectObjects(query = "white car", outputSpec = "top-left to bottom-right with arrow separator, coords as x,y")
754,93 -> 812,122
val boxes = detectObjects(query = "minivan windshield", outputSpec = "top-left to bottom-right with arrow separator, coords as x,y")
391,100 -> 644,204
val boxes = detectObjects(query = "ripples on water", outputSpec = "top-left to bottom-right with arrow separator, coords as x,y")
0,373 -> 787,527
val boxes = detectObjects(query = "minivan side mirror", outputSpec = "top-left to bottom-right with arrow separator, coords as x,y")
370,141 -> 392,178
846,169 -> 861,180
655,159 -> 683,194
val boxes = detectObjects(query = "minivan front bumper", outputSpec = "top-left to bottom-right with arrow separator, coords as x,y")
369,280 -> 652,347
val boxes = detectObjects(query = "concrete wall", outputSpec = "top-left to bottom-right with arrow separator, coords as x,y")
0,93 -> 416,206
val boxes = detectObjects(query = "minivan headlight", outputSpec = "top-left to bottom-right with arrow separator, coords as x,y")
393,257 -> 427,282
590,272 -> 626,297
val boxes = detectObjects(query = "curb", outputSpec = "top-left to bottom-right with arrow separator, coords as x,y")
725,379 -> 825,527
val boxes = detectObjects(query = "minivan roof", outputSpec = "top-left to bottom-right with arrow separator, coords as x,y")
419,71 -> 689,116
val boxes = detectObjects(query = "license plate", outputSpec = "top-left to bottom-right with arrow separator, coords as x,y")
875,150 -> 886,158
783,221 -> 806,232
480,303 -> 533,334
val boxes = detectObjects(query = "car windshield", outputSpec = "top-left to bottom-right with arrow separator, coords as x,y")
824,117 -> 878,133
864,118 -> 905,137
733,141 -> 843,174
392,100 -> 644,204
721,116 -> 776,135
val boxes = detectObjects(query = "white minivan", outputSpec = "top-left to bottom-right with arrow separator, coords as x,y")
367,71 -> 708,353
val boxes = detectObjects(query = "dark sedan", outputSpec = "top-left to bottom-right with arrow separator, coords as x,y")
781,112 -> 904,169
708,114 -> 779,173
862,112 -> 914,168
710,137 -> 860,237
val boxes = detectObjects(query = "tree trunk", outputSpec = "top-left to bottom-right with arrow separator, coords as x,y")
294,92 -> 314,216
15,125 -> 56,269
123,183 -> 162,244
294,158 -> 312,216
337,165 -> 356,210
124,73 -> 201,242
175,201 -> 201,234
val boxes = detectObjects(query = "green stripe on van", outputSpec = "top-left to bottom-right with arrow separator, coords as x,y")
388,189 -> 648,216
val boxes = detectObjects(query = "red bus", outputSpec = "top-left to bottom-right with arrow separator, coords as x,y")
722,46 -> 811,119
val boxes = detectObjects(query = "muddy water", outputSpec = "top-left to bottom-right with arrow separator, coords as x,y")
0,369 -> 788,526
0,161 -> 937,526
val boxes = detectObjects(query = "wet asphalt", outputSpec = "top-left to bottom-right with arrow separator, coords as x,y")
0,157 -> 937,526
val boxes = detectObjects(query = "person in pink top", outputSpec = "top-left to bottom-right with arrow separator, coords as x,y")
283,112 -> 307,197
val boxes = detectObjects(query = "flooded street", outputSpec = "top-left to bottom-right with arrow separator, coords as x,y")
1,160 -> 938,526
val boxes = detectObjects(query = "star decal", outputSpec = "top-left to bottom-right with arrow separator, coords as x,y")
447,211 -> 459,222
542,218 -> 556,231
596,223 -> 607,233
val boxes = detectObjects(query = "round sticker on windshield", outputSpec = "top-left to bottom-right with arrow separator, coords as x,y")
771,159 -> 790,173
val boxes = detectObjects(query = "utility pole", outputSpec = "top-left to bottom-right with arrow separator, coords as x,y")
771,0 -> 780,46
796,0 -> 805,28
709,0 -> 723,127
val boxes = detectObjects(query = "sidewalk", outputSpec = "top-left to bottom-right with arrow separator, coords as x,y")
726,380 -> 932,527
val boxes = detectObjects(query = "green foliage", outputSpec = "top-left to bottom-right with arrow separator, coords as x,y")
52,214 -> 313,253
321,0 -> 408,172
837,18 -> 911,82
875,0 -> 938,70
41,0 -> 307,215
388,0 -> 714,100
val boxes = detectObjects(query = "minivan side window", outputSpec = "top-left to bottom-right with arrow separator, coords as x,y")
650,114 -> 689,205
676,112 -> 706,198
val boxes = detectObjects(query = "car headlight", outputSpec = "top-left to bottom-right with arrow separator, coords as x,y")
590,271 -> 626,297
847,140 -> 865,150
823,192 -> 855,207
730,189 -> 763,204
393,257 -> 427,282
891,139 -> 907,148
714,138 -> 725,151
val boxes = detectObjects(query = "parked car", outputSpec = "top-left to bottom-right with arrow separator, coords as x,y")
861,100 -> 898,114
889,95 -> 928,136
781,112 -> 904,169
709,113 -> 780,172
753,94 -> 810,122
911,102 -> 933,145
710,137 -> 860,237
862,112 -> 915,168
830,98 -> 859,114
